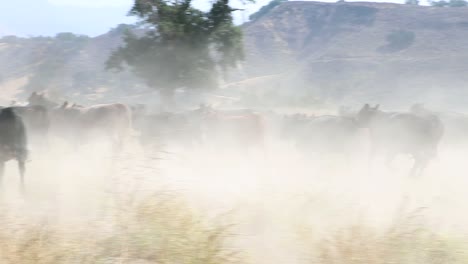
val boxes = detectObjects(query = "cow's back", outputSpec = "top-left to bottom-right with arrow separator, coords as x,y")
82,103 -> 127,120
295,115 -> 360,153
372,113 -> 443,153
203,110 -> 265,147
79,103 -> 131,130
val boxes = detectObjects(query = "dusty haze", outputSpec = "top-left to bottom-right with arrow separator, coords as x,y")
0,1 -> 468,263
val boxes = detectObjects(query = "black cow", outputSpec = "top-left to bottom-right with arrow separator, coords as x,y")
357,104 -> 444,177
0,107 -> 28,190
8,105 -> 49,151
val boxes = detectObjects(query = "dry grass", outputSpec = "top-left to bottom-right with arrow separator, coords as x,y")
0,193 -> 241,264
0,219 -> 100,263
1,197 -> 466,264
306,209 -> 468,264
100,193 -> 241,264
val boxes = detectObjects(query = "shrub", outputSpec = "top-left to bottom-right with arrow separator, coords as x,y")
430,0 -> 468,6
377,30 -> 415,53
405,0 -> 420,5
249,0 -> 287,22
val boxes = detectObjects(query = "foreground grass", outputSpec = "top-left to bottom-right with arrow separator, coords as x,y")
1,202 -> 468,264
0,190 -> 467,264
307,209 -> 468,264
0,193 -> 240,264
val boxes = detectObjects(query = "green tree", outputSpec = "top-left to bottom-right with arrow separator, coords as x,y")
107,0 -> 246,105
378,30 -> 415,53
430,0 -> 467,6
405,0 -> 419,5
249,0 -> 287,22
448,0 -> 468,6
430,0 -> 447,6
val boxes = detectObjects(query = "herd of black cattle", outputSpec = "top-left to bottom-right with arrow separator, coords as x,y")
2,91 -> 468,190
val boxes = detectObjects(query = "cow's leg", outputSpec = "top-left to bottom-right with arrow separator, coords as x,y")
110,124 -> 125,153
18,160 -> 25,193
255,135 -> 267,161
71,133 -> 81,152
111,132 -> 123,153
41,132 -> 50,153
418,158 -> 429,177
115,120 -> 131,152
117,131 -> 124,151
342,150 -> 352,171
0,161 -> 4,189
409,158 -> 419,177
410,152 -> 421,178
385,151 -> 396,172
367,144 -> 377,174
410,153 -> 428,178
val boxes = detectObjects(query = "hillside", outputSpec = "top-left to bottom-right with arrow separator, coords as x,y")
240,1 -> 468,109
1,2 -> 468,109
0,25 -> 145,105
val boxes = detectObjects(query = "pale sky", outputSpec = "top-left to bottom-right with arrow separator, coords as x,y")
0,0 -> 415,37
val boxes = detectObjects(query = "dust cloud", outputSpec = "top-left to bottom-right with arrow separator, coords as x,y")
0,115 -> 467,263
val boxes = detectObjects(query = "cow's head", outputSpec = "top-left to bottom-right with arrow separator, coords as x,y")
50,101 -> 81,125
28,91 -> 42,105
28,91 -> 58,108
356,104 -> 380,127
410,103 -> 425,114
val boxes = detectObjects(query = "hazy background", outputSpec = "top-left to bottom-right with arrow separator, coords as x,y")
0,0 -> 467,263
0,0 -> 432,37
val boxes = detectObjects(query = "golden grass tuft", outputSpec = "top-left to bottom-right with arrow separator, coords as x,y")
311,209 -> 468,264
0,193 -> 241,264
101,193 -> 241,264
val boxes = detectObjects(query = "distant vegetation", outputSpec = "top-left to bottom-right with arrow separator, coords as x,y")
387,30 -> 415,48
0,29 -> 144,101
249,0 -> 287,22
332,5 -> 378,26
22,33 -> 90,93
430,0 -> 468,7
405,0 -> 420,5
378,30 -> 415,53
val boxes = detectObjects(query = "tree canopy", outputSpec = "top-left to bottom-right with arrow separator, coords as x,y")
405,0 -> 420,5
249,0 -> 287,22
430,0 -> 467,6
106,0 -> 245,98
